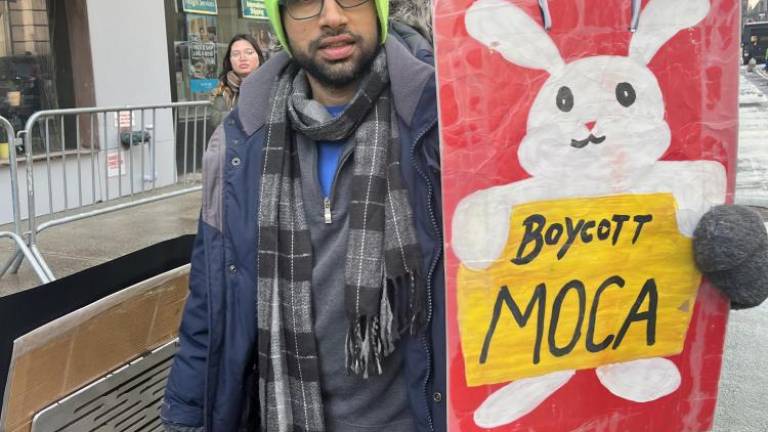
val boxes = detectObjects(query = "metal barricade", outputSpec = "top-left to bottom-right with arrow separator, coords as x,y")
6,101 -> 211,281
0,115 -> 51,284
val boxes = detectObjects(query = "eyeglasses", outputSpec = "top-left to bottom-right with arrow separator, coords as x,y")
282,0 -> 371,21
230,49 -> 258,59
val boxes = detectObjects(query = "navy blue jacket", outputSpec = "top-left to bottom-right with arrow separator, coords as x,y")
161,29 -> 446,432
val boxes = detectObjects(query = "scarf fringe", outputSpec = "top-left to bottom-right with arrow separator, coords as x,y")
405,272 -> 427,334
345,271 -> 426,378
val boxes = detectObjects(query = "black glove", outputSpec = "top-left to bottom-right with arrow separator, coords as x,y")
693,205 -> 768,309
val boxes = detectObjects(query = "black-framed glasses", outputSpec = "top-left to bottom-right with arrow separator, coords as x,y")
282,0 -> 371,21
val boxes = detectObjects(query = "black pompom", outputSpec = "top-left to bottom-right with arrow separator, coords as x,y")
693,205 -> 768,309
693,205 -> 767,272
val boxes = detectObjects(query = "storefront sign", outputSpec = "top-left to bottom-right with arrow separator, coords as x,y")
190,77 -> 218,94
189,41 -> 218,94
187,15 -> 219,94
182,0 -> 218,15
241,0 -> 268,20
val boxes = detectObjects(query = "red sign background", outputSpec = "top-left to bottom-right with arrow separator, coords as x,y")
435,0 -> 739,430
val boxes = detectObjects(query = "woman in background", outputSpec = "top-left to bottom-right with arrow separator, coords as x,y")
210,34 -> 264,128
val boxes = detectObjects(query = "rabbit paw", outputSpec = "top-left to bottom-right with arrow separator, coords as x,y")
474,370 -> 575,428
596,357 -> 681,402
452,189 -> 513,270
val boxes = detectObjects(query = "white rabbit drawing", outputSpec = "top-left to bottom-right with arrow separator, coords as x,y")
453,0 -> 727,428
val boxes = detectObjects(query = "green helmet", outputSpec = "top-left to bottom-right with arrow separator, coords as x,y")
264,0 -> 390,56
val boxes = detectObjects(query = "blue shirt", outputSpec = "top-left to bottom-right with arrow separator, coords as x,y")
317,105 -> 347,197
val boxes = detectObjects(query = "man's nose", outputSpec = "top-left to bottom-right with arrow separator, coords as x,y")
318,0 -> 349,29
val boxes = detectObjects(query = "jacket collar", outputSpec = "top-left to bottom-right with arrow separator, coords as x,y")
237,34 -> 436,136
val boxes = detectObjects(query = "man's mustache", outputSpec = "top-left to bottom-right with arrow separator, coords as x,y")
308,30 -> 362,52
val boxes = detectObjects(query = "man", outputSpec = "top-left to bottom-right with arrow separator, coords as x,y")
162,1 -> 443,431
764,45 -> 768,71
748,40 -> 760,72
161,1 -> 768,431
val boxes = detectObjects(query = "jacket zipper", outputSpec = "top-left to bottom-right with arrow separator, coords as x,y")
324,198 -> 332,224
410,119 -> 440,432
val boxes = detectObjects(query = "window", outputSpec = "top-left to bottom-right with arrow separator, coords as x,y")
166,0 -> 277,103
0,0 -> 56,147
0,0 -> 92,156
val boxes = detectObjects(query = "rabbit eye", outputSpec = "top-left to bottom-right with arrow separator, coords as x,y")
556,86 -> 574,112
616,82 -> 636,107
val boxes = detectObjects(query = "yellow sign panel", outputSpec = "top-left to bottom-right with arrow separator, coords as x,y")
458,193 -> 701,387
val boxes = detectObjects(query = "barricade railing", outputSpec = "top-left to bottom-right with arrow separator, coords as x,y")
0,115 -> 51,283
0,231 -> 49,283
1,101 -> 211,283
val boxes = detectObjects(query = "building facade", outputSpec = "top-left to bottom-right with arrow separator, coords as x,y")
0,0 -> 275,226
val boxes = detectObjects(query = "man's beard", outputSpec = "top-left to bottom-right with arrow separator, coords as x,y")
292,30 -> 379,89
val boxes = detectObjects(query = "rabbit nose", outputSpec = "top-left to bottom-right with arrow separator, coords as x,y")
585,121 -> 597,131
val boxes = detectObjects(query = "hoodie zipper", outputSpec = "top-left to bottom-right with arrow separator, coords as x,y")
410,119 -> 440,432
324,148 -> 354,224
324,198 -> 332,224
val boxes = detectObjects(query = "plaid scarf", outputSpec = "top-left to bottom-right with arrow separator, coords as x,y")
256,49 -> 425,432
214,71 -> 242,109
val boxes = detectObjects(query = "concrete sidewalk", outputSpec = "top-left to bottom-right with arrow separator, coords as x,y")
0,189 -> 201,296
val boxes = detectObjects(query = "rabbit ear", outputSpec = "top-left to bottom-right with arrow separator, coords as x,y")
465,0 -> 564,73
629,0 -> 710,64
